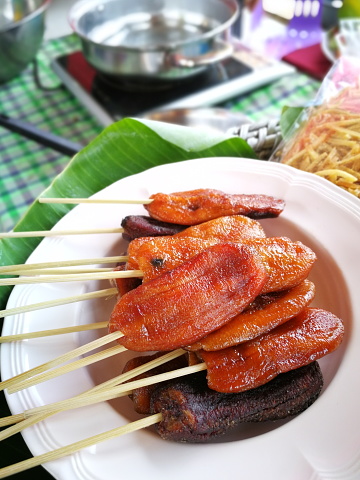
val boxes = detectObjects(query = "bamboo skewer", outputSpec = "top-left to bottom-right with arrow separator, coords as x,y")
0,360 -> 203,443
0,414 -> 162,479
0,197 -> 206,476
0,349 -> 185,430
8,344 -> 127,394
0,412 -> 53,443
26,364 -> 207,418
0,413 -> 26,428
38,197 -> 153,205
0,331 -> 123,392
5,267 -> 115,275
0,321 -> 109,342
0,228 -> 124,238
0,288 -> 117,319
32,350 -> 191,418
0,361 -> 205,463
86,348 -> 186,395
0,256 -> 129,274
0,270 -> 143,286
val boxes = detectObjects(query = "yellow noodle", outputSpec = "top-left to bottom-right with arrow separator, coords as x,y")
280,95 -> 360,197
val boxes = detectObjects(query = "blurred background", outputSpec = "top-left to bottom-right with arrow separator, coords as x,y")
44,0 -> 343,40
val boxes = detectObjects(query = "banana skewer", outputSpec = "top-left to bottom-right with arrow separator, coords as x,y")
0,188 -> 344,480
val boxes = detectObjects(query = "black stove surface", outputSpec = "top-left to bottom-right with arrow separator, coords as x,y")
53,51 -> 253,120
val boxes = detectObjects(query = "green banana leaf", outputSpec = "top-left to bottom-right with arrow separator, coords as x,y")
0,117 -> 256,310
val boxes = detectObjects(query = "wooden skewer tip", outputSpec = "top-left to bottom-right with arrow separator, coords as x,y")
0,228 -> 124,239
38,197 -> 153,205
0,256 -> 129,274
0,288 -> 117,320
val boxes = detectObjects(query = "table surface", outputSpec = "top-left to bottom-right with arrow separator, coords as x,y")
0,34 -> 321,479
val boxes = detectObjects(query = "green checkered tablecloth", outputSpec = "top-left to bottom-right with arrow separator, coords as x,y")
0,35 -> 102,233
0,34 -> 320,233
227,76 -> 319,121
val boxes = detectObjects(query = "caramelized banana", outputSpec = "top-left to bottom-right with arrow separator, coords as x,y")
175,215 -> 266,241
111,264 -> 142,297
108,243 -> 267,351
145,188 -> 285,225
121,215 -> 186,241
189,280 -> 316,351
126,215 -> 266,271
200,307 -> 344,393
128,236 -> 316,291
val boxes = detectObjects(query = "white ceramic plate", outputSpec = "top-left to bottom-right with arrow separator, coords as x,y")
2,157 -> 360,480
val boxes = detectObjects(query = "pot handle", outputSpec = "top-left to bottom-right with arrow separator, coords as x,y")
170,40 -> 234,69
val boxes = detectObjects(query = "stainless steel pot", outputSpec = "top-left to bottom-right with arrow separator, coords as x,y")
69,0 -> 239,81
0,0 -> 49,83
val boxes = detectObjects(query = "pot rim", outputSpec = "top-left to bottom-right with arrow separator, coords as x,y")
68,0 -> 240,52
0,0 -> 50,33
